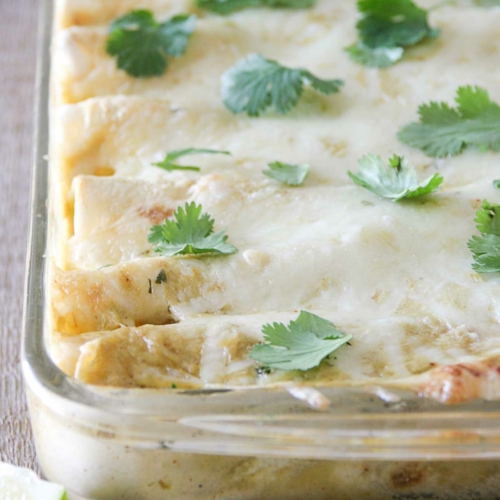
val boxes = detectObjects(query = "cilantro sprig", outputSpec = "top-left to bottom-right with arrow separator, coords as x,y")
106,10 -> 196,78
249,311 -> 352,371
398,86 -> 500,157
468,201 -> 500,273
263,162 -> 310,186
221,54 -> 343,116
346,0 -> 439,68
148,202 -> 237,257
348,154 -> 443,201
196,0 -> 316,15
153,148 -> 231,172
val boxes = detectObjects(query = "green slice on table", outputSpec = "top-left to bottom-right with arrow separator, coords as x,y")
0,462 -> 67,500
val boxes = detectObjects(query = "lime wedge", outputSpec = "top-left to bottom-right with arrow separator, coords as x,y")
0,462 -> 67,500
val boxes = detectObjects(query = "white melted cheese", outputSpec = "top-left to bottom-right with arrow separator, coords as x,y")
55,0 -> 195,29
49,0 -> 500,394
52,313 -> 500,389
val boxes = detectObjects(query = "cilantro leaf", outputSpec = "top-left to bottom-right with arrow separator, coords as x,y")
196,0 -> 316,15
148,202 -> 237,257
348,154 -> 443,201
469,235 -> 500,273
357,0 -> 437,48
148,225 -> 164,244
468,201 -> 500,273
493,180 -> 500,189
221,54 -> 343,116
345,43 -> 404,68
347,0 -> 439,68
153,148 -> 231,172
398,86 -> 500,157
106,11 -> 196,78
456,85 -> 498,118
473,200 -> 500,235
249,311 -> 352,371
263,162 -> 310,186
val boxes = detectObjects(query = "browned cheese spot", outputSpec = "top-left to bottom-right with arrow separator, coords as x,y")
138,205 -> 174,225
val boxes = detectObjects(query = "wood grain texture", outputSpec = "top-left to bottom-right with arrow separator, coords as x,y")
0,0 -> 40,472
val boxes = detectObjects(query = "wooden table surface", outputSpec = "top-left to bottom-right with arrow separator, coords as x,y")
0,0 -> 40,472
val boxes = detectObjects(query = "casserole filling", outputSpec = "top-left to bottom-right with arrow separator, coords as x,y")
49,0 -> 500,403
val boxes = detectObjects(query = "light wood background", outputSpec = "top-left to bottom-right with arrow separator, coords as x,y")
0,0 -> 40,472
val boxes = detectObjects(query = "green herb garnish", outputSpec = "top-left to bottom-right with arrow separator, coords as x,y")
345,44 -> 404,68
468,200 -> 500,273
263,162 -> 310,186
249,311 -> 352,371
106,10 -> 196,78
398,86 -> 500,157
148,202 -> 237,257
348,154 -> 443,201
221,54 -> 343,116
153,148 -> 230,172
196,0 -> 316,15
155,270 -> 168,284
346,0 -> 439,68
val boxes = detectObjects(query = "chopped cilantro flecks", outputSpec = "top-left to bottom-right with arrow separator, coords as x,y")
155,270 -> 168,284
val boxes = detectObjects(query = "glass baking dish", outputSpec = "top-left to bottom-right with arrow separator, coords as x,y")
22,0 -> 500,499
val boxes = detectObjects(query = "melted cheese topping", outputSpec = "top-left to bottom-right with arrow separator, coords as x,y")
49,0 -> 500,401
51,313 -> 500,392
55,0 -> 196,29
